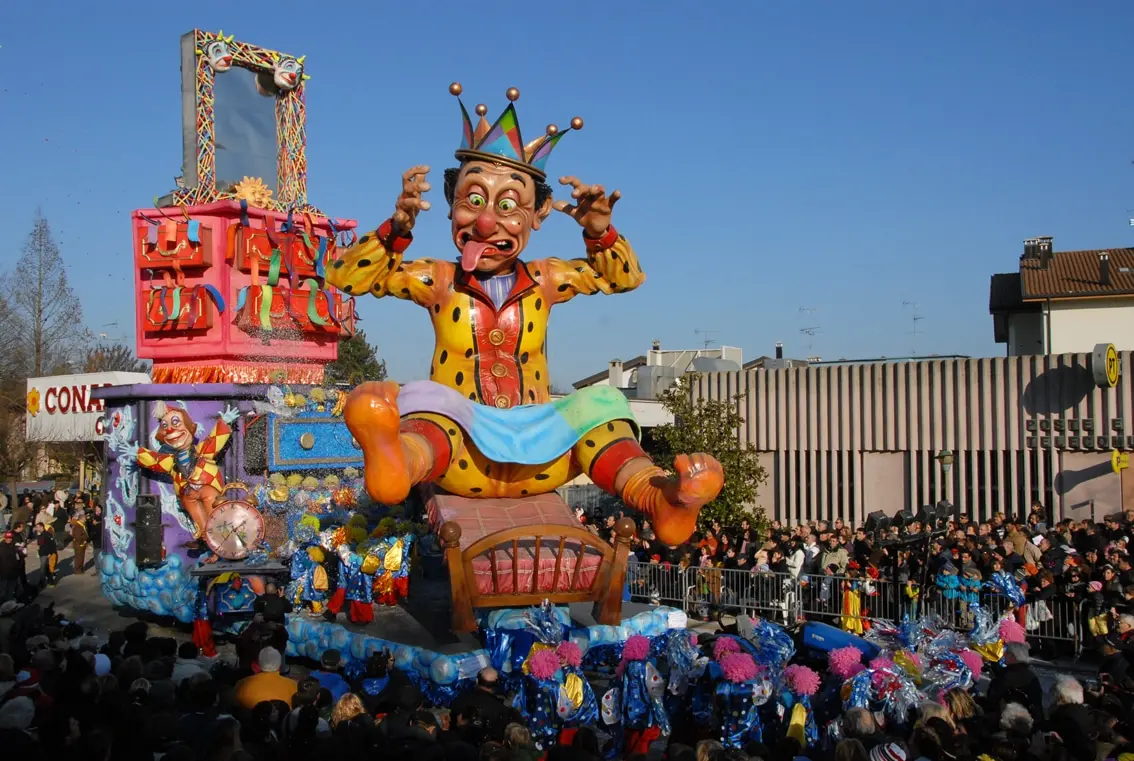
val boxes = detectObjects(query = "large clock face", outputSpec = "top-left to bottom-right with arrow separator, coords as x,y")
204,501 -> 265,560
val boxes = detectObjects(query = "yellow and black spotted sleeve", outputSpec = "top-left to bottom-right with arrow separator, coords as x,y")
325,225 -> 442,308
542,229 -> 646,305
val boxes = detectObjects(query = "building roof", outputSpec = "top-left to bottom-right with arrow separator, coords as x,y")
1020,247 -> 1134,300
572,355 -> 646,389
989,272 -> 1025,313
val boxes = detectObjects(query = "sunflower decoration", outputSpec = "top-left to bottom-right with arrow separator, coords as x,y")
26,388 -> 41,417
231,176 -> 273,208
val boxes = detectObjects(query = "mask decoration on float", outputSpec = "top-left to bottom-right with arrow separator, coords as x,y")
198,33 -> 235,71
271,54 -> 306,90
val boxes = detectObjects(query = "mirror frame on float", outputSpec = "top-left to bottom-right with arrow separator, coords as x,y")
170,29 -> 314,213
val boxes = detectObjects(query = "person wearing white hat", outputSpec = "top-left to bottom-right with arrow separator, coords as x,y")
869,741 -> 908,761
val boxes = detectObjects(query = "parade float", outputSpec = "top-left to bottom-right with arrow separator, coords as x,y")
94,29 -> 724,691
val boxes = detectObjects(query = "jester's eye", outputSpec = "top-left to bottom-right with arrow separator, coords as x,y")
498,198 -> 516,212
169,415 -> 181,427
468,193 -> 486,208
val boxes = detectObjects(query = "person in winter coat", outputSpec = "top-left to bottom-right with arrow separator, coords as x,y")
984,642 -> 1044,724
818,535 -> 849,576
34,523 -> 57,587
68,513 -> 89,575
0,533 -> 21,601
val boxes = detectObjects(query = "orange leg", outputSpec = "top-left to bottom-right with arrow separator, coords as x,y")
180,486 -> 218,539
614,454 -> 724,546
579,421 -> 724,547
344,382 -> 443,505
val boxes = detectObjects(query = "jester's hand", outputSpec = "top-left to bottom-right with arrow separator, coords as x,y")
554,176 -> 621,239
122,444 -> 141,461
391,165 -> 431,237
220,405 -> 241,425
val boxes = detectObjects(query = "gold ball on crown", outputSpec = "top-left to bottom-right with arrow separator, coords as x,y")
506,87 -> 520,102
448,82 -> 463,96
546,124 -> 559,136
475,104 -> 488,116
570,116 -> 584,130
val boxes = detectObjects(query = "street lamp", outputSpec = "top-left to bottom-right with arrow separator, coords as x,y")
935,450 -> 954,503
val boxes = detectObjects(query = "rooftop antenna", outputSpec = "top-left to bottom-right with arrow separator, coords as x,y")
694,329 -> 719,350
902,301 -> 924,357
799,307 -> 820,354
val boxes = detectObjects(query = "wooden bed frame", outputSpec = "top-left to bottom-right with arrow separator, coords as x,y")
439,517 -> 637,633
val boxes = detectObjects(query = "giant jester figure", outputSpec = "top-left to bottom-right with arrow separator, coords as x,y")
328,84 -> 722,546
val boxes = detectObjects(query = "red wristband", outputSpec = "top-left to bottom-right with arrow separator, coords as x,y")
377,219 -> 413,254
583,225 -> 619,254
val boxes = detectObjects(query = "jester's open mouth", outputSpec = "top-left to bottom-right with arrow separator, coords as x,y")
459,232 -> 513,251
458,231 -> 515,271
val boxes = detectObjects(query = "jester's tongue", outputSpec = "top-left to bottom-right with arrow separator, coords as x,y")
461,240 -> 493,272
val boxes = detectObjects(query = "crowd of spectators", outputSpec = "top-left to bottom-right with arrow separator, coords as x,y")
5,495 -> 1134,760
2,598 -> 1134,761
1,490 -> 102,603
618,501 -> 1134,654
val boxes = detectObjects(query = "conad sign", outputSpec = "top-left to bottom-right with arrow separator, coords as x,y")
26,372 -> 150,442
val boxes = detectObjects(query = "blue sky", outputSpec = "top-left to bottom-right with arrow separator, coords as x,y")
2,2 -> 1132,386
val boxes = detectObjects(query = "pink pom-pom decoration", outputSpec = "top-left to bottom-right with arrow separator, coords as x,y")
713,637 -> 742,660
721,652 -> 759,683
869,656 -> 896,672
690,633 -> 699,647
622,634 -> 650,662
999,618 -> 1026,645
828,646 -> 865,679
556,641 -> 583,668
960,649 -> 984,677
783,664 -> 820,696
529,649 -> 561,680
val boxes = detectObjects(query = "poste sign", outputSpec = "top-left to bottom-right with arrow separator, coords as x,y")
26,372 -> 150,442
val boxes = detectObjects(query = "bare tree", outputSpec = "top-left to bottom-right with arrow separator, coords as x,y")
6,212 -> 91,378
85,343 -> 150,373
0,403 -> 33,501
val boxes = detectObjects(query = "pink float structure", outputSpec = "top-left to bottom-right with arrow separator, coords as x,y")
132,200 -> 355,384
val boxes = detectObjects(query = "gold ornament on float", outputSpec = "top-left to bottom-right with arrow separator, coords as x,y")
231,177 -> 273,208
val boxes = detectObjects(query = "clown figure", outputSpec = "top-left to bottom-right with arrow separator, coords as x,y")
603,635 -> 669,757
325,540 -> 375,624
291,545 -> 329,615
133,403 -> 240,538
328,84 -> 723,548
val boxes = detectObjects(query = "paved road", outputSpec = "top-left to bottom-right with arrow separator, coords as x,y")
19,542 -> 182,639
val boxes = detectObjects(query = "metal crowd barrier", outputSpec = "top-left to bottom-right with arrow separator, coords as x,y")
625,558 -> 1083,654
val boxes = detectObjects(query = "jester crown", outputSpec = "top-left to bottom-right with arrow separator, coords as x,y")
450,83 -> 583,182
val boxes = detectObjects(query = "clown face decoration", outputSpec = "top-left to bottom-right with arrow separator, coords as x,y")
272,55 -> 304,91
644,662 -> 665,700
201,37 -> 234,72
600,687 -> 621,726
154,401 -> 197,452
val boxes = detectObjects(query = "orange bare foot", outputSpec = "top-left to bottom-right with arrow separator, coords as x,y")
621,453 -> 724,546
344,381 -> 412,505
